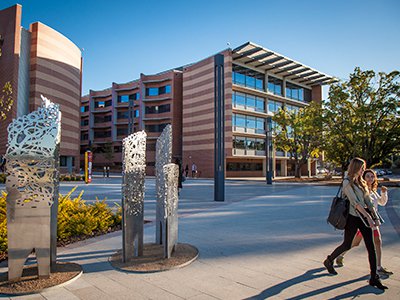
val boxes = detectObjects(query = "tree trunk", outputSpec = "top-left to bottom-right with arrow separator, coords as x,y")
294,163 -> 301,178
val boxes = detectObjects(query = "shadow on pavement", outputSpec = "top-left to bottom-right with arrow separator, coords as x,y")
245,268 -> 383,300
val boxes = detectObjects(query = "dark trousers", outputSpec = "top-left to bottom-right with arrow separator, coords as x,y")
328,214 -> 377,276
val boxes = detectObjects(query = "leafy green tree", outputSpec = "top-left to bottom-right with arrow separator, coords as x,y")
322,68 -> 400,170
273,102 -> 323,178
0,45 -> 13,120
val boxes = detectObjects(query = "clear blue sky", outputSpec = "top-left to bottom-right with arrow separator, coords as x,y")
2,0 -> 399,97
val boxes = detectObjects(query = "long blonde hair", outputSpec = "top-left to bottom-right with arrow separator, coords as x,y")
347,157 -> 368,192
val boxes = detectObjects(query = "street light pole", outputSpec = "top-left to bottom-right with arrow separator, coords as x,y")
266,115 -> 273,184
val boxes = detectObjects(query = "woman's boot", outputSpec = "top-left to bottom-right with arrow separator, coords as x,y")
369,274 -> 388,290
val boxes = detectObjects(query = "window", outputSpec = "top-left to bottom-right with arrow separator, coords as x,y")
145,85 -> 171,96
232,65 -> 264,91
117,111 -> 129,119
94,115 -> 111,123
80,106 -> 89,113
145,104 -> 170,114
117,127 -> 129,136
255,139 -> 265,151
233,136 -> 266,156
268,99 -> 283,113
232,92 -> 265,112
80,133 -> 88,140
60,156 -> 67,167
227,162 -> 263,171
286,82 -> 309,102
94,131 -> 111,138
81,119 -> 89,126
233,136 -> 245,149
268,76 -> 283,96
118,93 -> 139,103
145,123 -> 169,132
134,110 -> 140,117
233,114 -> 265,133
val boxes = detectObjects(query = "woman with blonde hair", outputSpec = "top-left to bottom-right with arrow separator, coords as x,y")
336,169 -> 393,275
323,158 -> 387,290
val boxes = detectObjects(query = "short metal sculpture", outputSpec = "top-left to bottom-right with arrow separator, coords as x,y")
121,131 -> 147,261
162,163 -> 179,258
155,125 -> 172,244
5,96 -> 61,281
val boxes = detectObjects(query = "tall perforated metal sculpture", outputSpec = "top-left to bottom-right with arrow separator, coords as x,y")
155,125 -> 172,244
122,131 -> 146,262
162,163 -> 179,258
5,96 -> 61,281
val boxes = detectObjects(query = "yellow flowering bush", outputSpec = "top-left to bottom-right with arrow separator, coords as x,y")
0,187 -> 121,257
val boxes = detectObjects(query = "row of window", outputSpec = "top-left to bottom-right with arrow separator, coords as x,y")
233,136 -> 266,152
144,123 -> 169,133
117,110 -> 140,119
232,65 -> 264,91
94,115 -> 112,123
95,100 -> 112,108
145,104 -> 171,114
94,131 -> 111,138
118,93 -> 139,103
145,85 -> 171,97
227,162 -> 263,171
232,113 -> 265,134
232,64 -> 312,102
233,92 -> 265,112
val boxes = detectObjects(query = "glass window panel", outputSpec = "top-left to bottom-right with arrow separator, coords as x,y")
235,92 -> 246,106
246,138 -> 256,150
256,97 -> 265,112
246,95 -> 256,108
236,115 -> 246,127
246,116 -> 256,128
234,72 -> 245,86
298,88 -> 304,101
246,75 -> 255,88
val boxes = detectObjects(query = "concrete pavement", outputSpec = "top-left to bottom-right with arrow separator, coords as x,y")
0,178 -> 399,299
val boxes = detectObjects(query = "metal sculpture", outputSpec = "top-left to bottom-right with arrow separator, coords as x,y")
121,131 -> 146,261
5,95 -> 61,281
162,163 -> 179,258
155,125 -> 172,244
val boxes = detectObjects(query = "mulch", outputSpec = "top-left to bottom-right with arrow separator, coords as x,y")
0,262 -> 82,295
109,243 -> 198,273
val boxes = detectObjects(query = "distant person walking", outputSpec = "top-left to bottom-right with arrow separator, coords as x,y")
106,166 -> 110,178
323,157 -> 387,290
191,162 -> 197,178
336,169 -> 393,276
184,164 -> 189,178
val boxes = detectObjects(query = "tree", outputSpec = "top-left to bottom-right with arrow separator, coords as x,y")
0,44 -> 13,120
103,142 -> 114,165
322,67 -> 400,170
273,102 -> 323,178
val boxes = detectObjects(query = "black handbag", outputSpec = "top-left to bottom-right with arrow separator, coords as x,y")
327,183 -> 350,230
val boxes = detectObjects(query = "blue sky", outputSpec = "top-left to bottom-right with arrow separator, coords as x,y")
2,0 -> 399,97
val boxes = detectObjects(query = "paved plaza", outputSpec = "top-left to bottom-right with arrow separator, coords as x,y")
0,176 -> 399,299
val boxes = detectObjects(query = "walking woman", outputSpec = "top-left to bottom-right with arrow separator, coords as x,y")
323,158 -> 388,290
336,169 -> 393,276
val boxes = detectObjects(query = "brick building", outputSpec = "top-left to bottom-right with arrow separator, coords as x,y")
0,4 -> 82,173
82,42 -> 334,177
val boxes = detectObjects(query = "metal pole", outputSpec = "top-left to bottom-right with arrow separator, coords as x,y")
266,116 -> 273,184
214,54 -> 225,201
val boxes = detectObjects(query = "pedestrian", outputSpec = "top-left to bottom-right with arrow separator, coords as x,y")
175,158 -> 183,194
336,169 -> 393,276
184,164 -> 189,178
106,166 -> 110,178
323,157 -> 387,290
191,162 -> 197,178
103,166 -> 106,178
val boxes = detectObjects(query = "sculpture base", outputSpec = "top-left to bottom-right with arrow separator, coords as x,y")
110,243 -> 198,273
0,262 -> 82,295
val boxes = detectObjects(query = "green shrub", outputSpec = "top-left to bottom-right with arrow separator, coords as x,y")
0,187 -> 121,257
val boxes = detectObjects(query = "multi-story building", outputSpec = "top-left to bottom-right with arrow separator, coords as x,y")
0,4 -> 82,173
80,70 -> 182,175
81,42 -> 334,178
182,42 -> 334,178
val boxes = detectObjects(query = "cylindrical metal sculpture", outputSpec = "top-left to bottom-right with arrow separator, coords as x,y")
121,131 -> 146,262
162,163 -> 179,258
5,96 -> 61,281
155,125 -> 172,244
